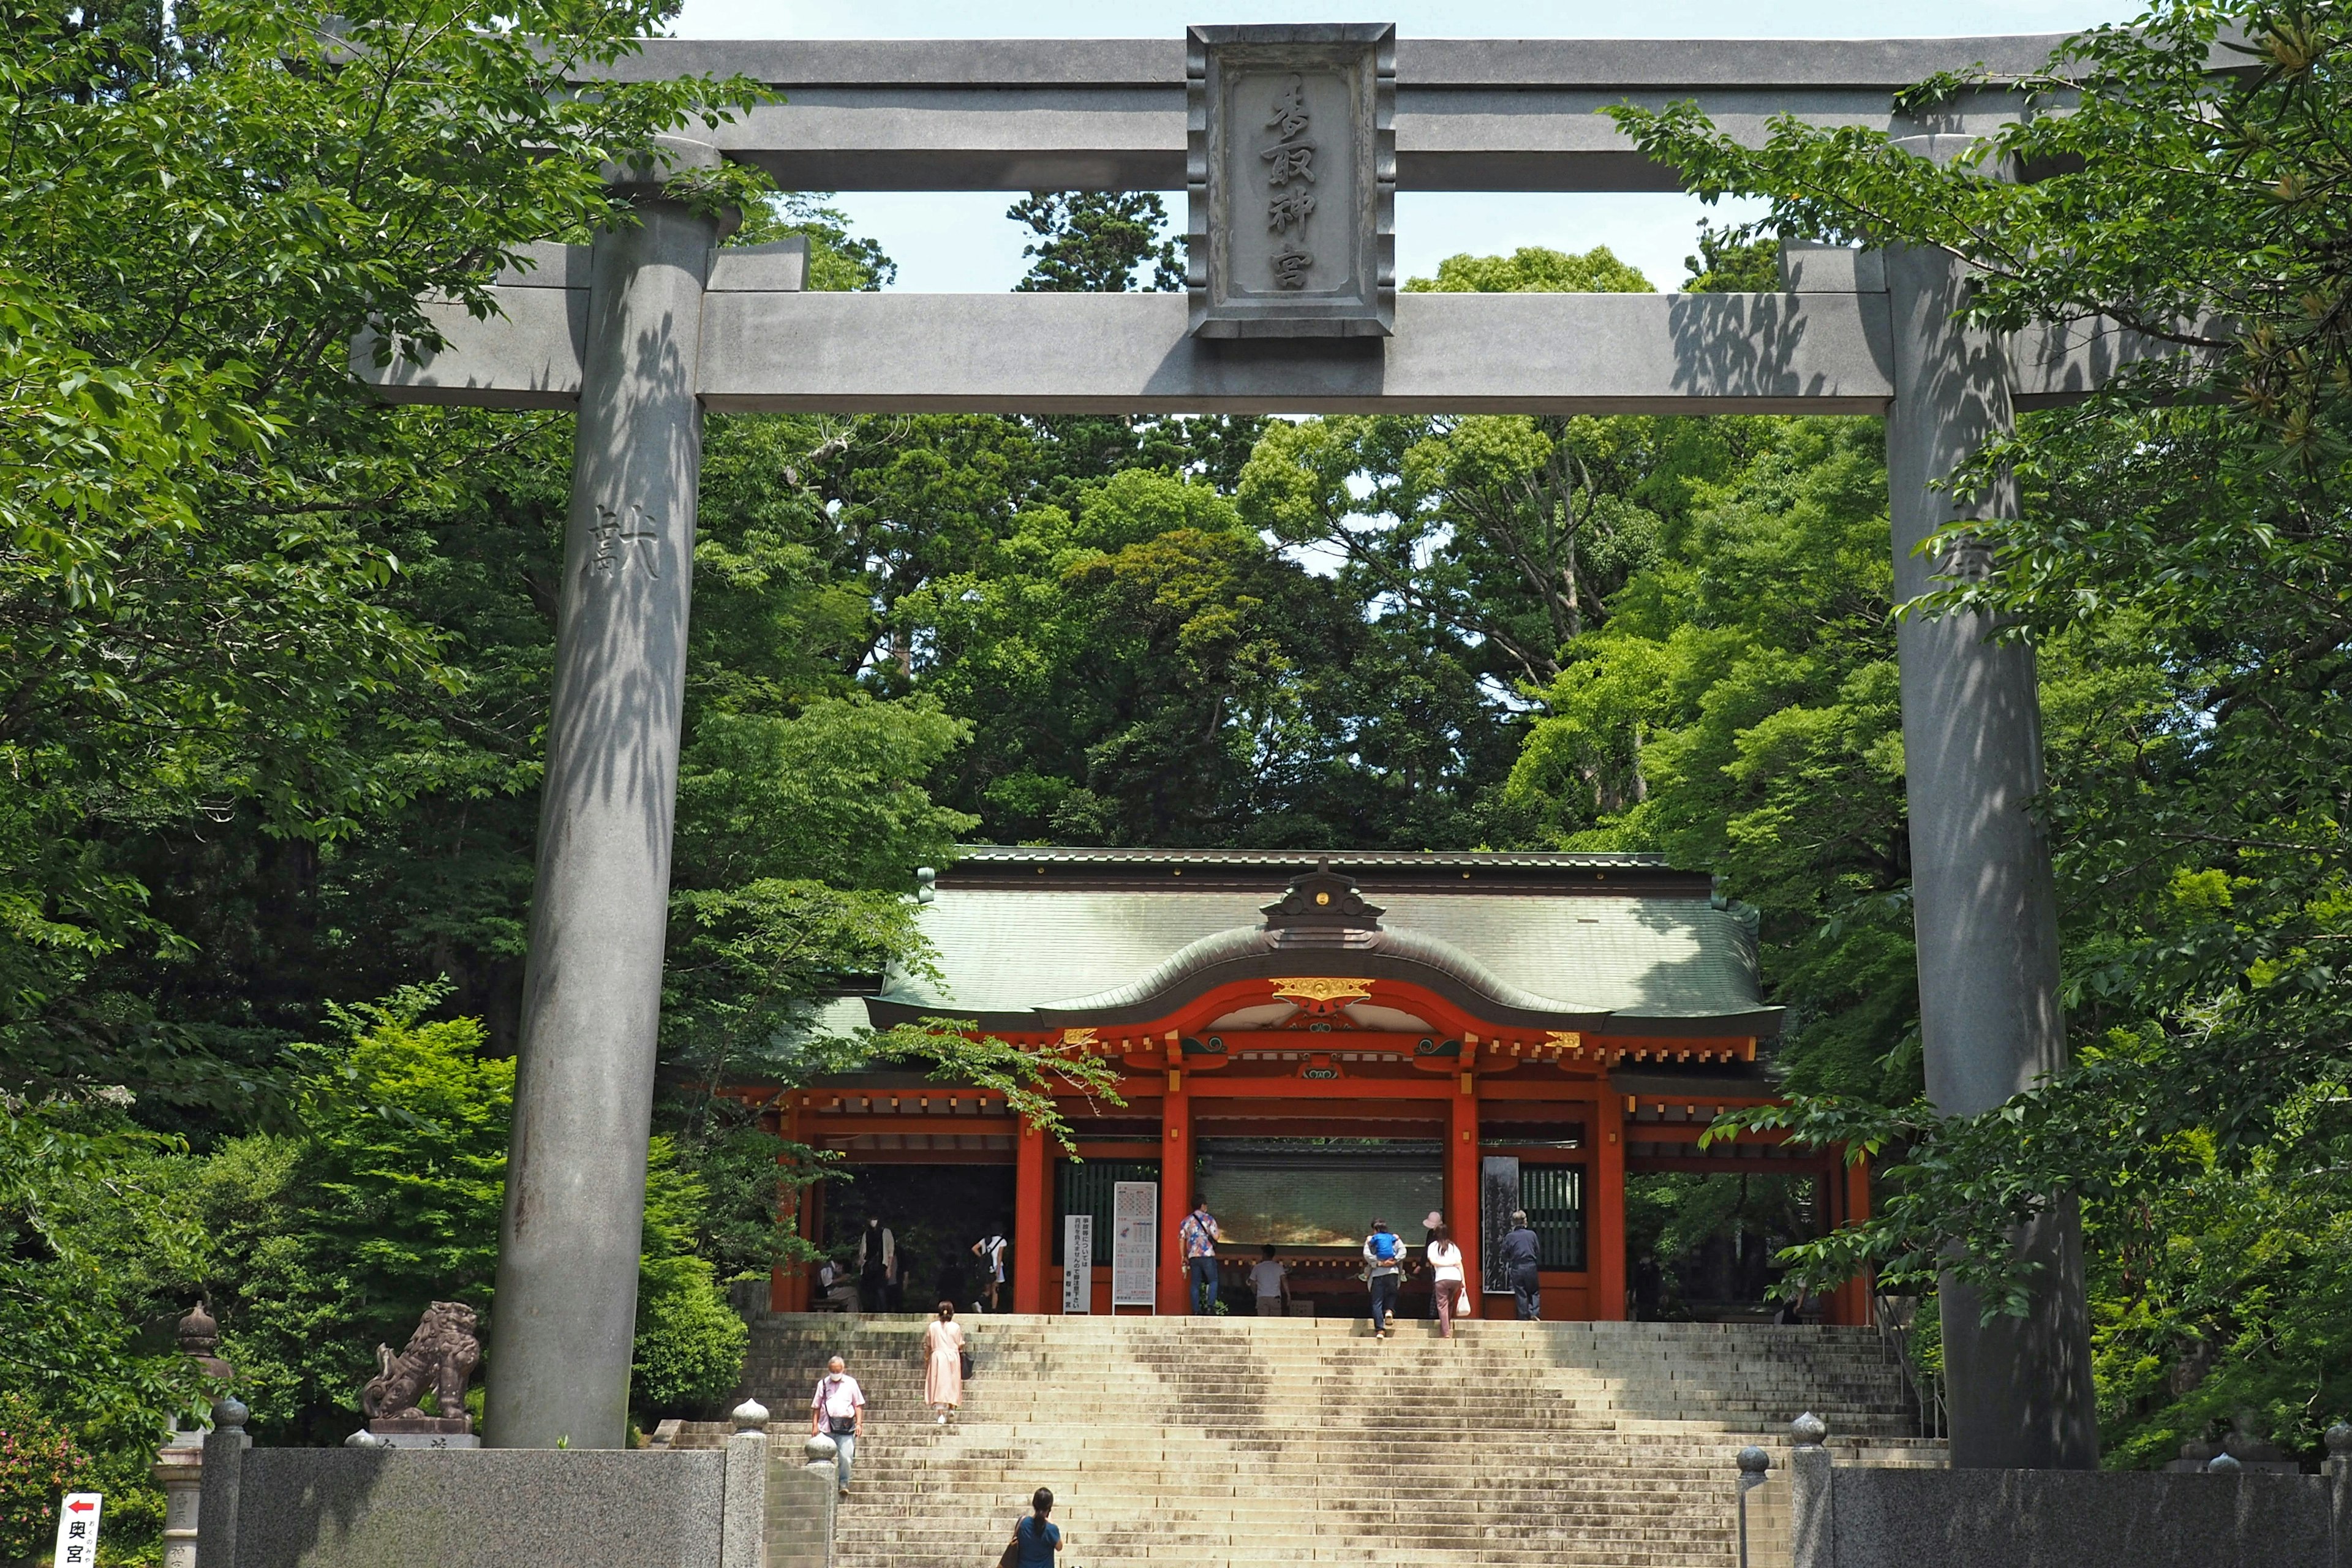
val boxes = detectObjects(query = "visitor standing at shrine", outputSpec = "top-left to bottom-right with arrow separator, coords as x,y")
1363,1219 -> 1405,1339
1005,1487 -> 1064,1567
855,1217 -> 895,1313
1499,1209 -> 1542,1320
809,1354 -> 865,1496
973,1231 -> 1009,1312
1425,1221 -> 1467,1338
924,1302 -> 965,1424
1180,1197 -> 1221,1314
1250,1243 -> 1291,1316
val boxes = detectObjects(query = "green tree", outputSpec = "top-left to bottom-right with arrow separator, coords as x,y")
1,0 -> 763,1110
1610,0 -> 2352,1460
1682,222 -> 1781,292
1238,251 -> 1668,695
197,988 -> 760,1440
1408,244 -> 1653,294
1009,192 -> 1186,293
1502,418 -> 1917,1099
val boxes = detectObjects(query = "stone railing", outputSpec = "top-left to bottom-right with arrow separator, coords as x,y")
195,1399 -> 837,1568
1736,1414 -> 2352,1568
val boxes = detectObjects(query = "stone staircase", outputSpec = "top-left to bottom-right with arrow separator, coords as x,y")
701,1313 -> 1944,1568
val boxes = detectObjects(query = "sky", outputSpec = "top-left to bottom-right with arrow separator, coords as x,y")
668,0 -> 2144,295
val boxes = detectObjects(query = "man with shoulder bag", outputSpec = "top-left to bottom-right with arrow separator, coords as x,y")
809,1354 -> 865,1496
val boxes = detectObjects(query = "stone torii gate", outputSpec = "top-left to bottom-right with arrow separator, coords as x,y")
363,26 -> 2160,1469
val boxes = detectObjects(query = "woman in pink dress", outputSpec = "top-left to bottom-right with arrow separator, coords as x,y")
924,1301 -> 965,1424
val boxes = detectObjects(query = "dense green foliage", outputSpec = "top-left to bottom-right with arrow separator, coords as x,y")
1408,244 -> 1653,295
1609,0 -> 2352,1462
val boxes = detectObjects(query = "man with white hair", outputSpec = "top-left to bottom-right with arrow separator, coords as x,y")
809,1354 -> 865,1496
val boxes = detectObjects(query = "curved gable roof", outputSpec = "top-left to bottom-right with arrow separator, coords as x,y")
864,850 -> 1777,1037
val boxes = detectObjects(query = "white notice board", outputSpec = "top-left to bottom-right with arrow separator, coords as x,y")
1063,1213 -> 1094,1313
1111,1180 -> 1158,1308
53,1494 -> 102,1568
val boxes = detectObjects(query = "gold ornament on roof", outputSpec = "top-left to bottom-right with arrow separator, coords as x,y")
1270,978 -> 1373,1005
1546,1030 -> 1582,1052
1060,1027 -> 1098,1047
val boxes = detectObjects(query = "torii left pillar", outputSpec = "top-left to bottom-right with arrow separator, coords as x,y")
486,140 -> 724,1451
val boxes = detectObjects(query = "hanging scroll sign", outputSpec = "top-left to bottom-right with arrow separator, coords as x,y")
1187,23 -> 1395,337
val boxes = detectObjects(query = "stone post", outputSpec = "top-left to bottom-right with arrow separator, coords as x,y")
803,1434 -> 842,1568
722,1400 -> 772,1568
1883,131 -> 2098,1471
2323,1423 -> 2351,1568
194,1398 -> 248,1568
1787,1413 -> 1834,1568
1740,1448 -> 1768,1568
156,1444 -> 203,1568
485,138 -> 726,1452
156,1303 -> 234,1568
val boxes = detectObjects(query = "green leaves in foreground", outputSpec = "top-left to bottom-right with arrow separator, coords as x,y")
1608,2 -> 2352,1459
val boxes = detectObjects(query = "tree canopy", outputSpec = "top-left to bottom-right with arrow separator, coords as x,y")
1609,0 -> 2352,1460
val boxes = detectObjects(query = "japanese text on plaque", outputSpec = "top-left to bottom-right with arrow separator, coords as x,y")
1260,74 -> 1316,288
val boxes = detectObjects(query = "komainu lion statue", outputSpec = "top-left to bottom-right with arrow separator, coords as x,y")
362,1301 -> 481,1424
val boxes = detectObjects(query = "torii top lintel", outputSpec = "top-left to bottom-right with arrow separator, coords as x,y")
355,27 -> 2185,413
587,33 -> 2082,194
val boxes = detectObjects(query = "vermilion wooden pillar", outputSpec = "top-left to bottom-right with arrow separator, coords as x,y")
1591,1090 -> 1627,1321
1013,1114 -> 1049,1313
1448,1074 -> 1480,1318
1159,1070 -> 1192,1314
1833,1152 -> 1874,1327
774,1175 -> 815,1312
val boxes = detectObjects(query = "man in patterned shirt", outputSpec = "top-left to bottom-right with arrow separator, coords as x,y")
1179,1197 -> 1221,1315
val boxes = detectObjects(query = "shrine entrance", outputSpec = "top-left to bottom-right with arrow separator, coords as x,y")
757,848 -> 1872,1327
371,22 -> 2127,1467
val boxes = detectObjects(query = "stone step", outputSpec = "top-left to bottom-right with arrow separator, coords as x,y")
735,1312 -> 1937,1568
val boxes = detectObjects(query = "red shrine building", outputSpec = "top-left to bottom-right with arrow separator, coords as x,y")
753,848 -> 1871,1325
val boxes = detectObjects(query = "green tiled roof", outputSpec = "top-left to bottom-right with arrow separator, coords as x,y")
869,879 -> 1771,1031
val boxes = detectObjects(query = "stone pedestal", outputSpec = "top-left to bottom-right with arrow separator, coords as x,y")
368,1418 -> 480,1450
155,1437 -> 203,1568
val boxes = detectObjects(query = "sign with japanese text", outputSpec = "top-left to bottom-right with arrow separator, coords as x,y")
1111,1180 -> 1158,1308
54,1494 -> 103,1568
1186,23 -> 1395,338
1063,1212 -> 1095,1312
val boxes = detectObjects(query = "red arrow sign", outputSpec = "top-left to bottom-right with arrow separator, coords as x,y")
67,1501 -> 95,1513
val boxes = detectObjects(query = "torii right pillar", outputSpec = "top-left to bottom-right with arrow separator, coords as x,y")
1883,134 -> 2099,1469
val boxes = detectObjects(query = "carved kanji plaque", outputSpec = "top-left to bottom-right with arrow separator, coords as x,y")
1187,23 -> 1395,338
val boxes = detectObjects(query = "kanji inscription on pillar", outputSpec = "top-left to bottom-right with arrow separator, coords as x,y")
1187,23 -> 1394,338
585,501 -> 663,582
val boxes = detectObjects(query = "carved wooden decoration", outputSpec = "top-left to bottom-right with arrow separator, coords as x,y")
1271,976 -> 1376,1008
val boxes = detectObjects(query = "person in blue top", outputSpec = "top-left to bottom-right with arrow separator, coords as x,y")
1011,1487 -> 1063,1567
1363,1219 -> 1406,1340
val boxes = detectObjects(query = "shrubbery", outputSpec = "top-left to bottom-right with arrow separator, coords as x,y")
0,1393 -> 93,1561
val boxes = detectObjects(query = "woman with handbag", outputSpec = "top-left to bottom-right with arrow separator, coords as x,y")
997,1487 -> 1062,1568
925,1301 -> 966,1425
1425,1220 -> 1468,1340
